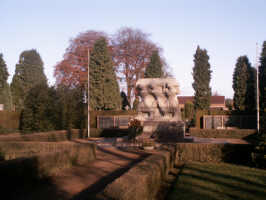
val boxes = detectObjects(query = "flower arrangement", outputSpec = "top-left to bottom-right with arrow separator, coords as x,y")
128,119 -> 143,141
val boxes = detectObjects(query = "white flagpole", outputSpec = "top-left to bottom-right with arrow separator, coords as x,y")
88,48 -> 90,137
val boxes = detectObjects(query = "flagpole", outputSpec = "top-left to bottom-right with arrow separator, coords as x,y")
88,48 -> 90,138
256,43 -> 260,134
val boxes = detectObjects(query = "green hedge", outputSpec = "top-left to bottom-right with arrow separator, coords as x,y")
0,141 -> 95,160
0,111 -> 20,130
0,142 -> 96,198
189,128 -> 256,139
104,149 -> 175,200
176,143 -> 254,166
0,129 -> 86,142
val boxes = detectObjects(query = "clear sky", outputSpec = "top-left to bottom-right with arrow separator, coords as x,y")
1,0 -> 266,98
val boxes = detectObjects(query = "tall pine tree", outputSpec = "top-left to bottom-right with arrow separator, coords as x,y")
192,46 -> 212,110
144,50 -> 163,78
89,38 -> 121,110
0,53 -> 11,110
259,41 -> 266,133
11,49 -> 47,110
233,56 -> 255,112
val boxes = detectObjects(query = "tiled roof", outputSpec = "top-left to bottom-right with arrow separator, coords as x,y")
178,96 -> 225,105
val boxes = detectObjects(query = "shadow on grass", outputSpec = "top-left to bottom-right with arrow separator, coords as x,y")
166,163 -> 266,200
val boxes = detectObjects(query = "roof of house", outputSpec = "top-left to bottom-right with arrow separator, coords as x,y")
177,96 -> 225,105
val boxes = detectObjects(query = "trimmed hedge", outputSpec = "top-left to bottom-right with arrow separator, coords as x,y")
0,141 -> 96,160
0,111 -> 20,130
0,142 -> 96,199
104,147 -> 176,200
175,143 -> 254,166
0,129 -> 86,142
189,128 -> 256,139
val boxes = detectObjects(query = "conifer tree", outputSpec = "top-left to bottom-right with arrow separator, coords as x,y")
89,38 -> 121,110
11,49 -> 47,110
0,53 -> 11,110
233,56 -> 255,112
192,46 -> 212,110
144,50 -> 163,78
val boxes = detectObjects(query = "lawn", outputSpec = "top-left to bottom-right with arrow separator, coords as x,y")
167,162 -> 266,200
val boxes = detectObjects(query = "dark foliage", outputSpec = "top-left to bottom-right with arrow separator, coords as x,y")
144,50 -> 163,78
89,37 -> 121,110
11,49 -> 47,111
192,46 -> 212,110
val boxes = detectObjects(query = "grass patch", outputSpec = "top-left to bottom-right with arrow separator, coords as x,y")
167,162 -> 266,200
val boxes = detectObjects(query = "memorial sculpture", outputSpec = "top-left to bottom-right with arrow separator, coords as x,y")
135,78 -> 185,141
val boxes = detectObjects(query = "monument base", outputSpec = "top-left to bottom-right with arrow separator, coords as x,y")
139,120 -> 185,142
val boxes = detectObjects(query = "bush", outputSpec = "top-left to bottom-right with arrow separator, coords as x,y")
128,119 -> 143,141
189,128 -> 256,139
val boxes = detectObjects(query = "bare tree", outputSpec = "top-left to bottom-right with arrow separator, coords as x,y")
112,27 -> 160,104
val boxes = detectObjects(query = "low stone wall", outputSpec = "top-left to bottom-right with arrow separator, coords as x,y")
104,147 -> 176,200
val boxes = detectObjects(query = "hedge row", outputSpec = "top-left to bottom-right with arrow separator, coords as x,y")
189,128 -> 256,139
0,111 -> 20,130
0,142 -> 96,199
104,147 -> 175,200
89,128 -> 129,138
0,141 -> 96,161
0,129 -> 86,142
175,143 -> 254,166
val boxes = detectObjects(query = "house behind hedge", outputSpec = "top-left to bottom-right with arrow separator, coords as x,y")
178,96 -> 226,110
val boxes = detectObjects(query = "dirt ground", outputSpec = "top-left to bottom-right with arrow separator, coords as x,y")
11,144 -> 149,200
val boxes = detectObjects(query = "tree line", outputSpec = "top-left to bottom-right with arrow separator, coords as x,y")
0,28 -> 165,133
190,42 -> 266,134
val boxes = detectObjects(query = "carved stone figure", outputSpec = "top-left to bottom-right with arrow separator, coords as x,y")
136,78 -> 181,122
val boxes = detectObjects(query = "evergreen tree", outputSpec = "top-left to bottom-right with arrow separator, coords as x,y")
0,53 -> 11,110
259,41 -> 266,133
144,50 -> 163,78
11,49 -> 47,111
233,56 -> 255,112
192,46 -> 212,110
20,84 -> 57,133
89,37 -> 121,110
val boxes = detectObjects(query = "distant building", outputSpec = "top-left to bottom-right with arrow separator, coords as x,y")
178,96 -> 226,110
0,104 -> 3,111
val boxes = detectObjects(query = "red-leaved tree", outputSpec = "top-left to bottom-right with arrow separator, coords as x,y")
54,31 -> 107,88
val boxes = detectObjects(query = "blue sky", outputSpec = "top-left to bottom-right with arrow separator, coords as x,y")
1,0 -> 266,98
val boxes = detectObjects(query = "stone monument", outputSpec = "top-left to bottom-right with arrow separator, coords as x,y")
135,78 -> 185,141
